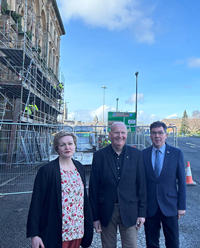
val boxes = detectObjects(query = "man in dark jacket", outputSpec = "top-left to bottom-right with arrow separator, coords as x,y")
89,122 -> 147,248
142,121 -> 186,248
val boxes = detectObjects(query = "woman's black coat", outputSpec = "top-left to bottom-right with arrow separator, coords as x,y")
27,157 -> 93,248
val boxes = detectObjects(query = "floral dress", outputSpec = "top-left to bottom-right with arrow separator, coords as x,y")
60,167 -> 84,241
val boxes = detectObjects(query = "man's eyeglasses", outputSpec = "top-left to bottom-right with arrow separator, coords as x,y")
151,131 -> 165,136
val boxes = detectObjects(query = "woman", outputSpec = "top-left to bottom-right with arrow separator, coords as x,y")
27,131 -> 93,248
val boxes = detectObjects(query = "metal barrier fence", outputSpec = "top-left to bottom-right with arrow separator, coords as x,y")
0,123 -> 71,195
0,123 -> 177,195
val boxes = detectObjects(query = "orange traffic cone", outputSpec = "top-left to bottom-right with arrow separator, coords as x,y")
186,161 -> 196,186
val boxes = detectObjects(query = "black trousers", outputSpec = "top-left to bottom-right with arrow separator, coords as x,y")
144,207 -> 179,248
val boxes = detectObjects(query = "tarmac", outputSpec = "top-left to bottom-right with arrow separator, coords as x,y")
0,163 -> 200,248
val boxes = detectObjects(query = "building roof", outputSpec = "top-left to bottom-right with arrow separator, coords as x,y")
52,0 -> 65,35
162,118 -> 200,131
162,118 -> 182,126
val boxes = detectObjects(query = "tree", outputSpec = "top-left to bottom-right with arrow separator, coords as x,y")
179,110 -> 189,135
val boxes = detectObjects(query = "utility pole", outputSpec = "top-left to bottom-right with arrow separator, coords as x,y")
135,71 -> 139,126
116,98 -> 119,112
101,86 -> 107,125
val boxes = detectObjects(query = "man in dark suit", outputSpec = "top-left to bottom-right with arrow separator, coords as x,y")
89,122 -> 147,248
142,121 -> 186,248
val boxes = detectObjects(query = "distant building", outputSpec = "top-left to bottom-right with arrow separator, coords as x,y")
162,118 -> 200,133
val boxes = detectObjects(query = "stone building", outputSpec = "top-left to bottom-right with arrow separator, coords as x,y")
0,0 -> 65,124
0,0 -> 65,166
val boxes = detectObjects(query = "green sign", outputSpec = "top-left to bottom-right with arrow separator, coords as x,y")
107,112 -> 136,132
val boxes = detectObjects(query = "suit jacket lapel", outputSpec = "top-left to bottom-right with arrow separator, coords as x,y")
120,146 -> 130,182
148,146 -> 154,171
160,143 -> 171,177
148,146 -> 158,179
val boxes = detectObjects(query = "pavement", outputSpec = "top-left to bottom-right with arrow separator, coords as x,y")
0,165 -> 200,248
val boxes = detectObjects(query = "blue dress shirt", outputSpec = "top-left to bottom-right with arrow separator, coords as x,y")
151,144 -> 166,172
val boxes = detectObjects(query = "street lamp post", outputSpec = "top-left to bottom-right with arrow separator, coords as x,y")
116,98 -> 119,112
135,71 -> 139,127
101,86 -> 107,125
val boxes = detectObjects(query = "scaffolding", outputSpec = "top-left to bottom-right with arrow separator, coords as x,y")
0,0 -> 65,167
0,122 -> 72,195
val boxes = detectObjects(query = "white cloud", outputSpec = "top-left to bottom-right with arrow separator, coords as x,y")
166,113 -> 178,119
137,111 -> 160,125
68,108 -> 169,126
187,57 -> 200,68
68,105 -> 115,122
137,112 -> 179,125
68,111 -> 75,120
58,0 -> 155,44
125,93 -> 144,104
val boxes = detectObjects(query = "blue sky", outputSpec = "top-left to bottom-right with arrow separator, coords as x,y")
57,0 -> 200,124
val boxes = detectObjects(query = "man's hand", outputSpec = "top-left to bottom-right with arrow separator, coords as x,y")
31,236 -> 45,248
93,220 -> 102,233
178,210 -> 186,220
135,217 -> 145,230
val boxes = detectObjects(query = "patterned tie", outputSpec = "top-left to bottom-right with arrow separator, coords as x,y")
154,149 -> 161,177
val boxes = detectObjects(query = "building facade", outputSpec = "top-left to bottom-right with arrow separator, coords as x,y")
0,0 -> 65,167
0,0 -> 65,124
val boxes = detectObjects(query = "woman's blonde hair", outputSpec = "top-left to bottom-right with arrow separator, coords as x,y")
53,131 -> 78,153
